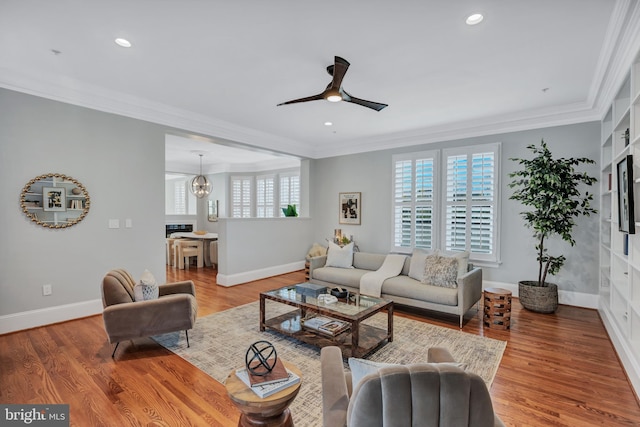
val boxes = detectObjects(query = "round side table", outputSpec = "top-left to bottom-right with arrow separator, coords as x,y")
483,288 -> 512,330
225,360 -> 302,427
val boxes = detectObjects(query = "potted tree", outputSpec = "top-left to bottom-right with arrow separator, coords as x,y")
509,140 -> 597,313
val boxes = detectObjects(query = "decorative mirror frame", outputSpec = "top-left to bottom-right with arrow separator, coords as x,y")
208,199 -> 219,222
21,173 -> 91,229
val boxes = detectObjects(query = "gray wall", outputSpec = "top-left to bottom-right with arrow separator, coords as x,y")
309,122 -> 601,295
0,88 -> 167,316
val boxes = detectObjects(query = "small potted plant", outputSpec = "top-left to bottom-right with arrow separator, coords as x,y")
282,204 -> 298,217
509,140 -> 597,313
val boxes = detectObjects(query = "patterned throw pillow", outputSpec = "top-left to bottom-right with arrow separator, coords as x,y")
134,269 -> 159,301
422,254 -> 459,288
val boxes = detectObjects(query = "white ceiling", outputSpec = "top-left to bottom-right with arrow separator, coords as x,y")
1,0 -> 639,170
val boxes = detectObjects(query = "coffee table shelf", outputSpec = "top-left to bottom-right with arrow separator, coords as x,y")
260,285 -> 393,359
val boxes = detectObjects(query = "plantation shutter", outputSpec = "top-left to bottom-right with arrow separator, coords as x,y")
231,176 -> 252,218
256,175 -> 275,218
443,144 -> 499,262
392,151 -> 437,251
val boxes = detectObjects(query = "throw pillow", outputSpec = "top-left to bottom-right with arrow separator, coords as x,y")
408,248 -> 436,281
134,269 -> 159,301
439,250 -> 470,278
306,242 -> 328,260
422,254 -> 459,288
325,242 -> 354,269
348,357 -> 468,390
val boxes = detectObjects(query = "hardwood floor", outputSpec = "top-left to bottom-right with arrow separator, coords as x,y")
1,266 -> 639,426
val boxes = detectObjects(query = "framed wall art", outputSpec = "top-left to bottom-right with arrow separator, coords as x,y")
617,155 -> 635,234
339,192 -> 361,225
43,186 -> 66,212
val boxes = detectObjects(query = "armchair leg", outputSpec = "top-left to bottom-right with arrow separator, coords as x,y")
185,330 -> 190,348
459,315 -> 463,329
111,342 -> 120,358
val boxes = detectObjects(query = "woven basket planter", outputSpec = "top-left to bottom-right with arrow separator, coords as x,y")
518,281 -> 558,313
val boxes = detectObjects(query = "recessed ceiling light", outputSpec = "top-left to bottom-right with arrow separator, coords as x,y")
115,38 -> 132,48
466,13 -> 484,25
324,122 -> 333,126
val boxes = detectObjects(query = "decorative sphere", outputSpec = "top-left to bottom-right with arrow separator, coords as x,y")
245,340 -> 277,376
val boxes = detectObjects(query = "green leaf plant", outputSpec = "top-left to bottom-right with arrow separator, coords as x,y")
508,140 -> 597,287
282,204 -> 298,217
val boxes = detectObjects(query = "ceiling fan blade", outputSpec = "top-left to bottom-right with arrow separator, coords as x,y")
342,90 -> 388,111
277,93 -> 325,106
330,56 -> 350,89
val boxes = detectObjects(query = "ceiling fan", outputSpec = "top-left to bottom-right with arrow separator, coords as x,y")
277,56 -> 388,111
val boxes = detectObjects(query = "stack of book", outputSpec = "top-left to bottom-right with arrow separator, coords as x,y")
302,315 -> 349,336
235,358 -> 300,398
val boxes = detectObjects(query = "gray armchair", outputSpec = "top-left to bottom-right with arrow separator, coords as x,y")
321,346 -> 505,427
101,269 -> 198,357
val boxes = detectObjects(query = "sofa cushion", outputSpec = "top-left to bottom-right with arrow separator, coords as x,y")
439,250 -> 470,278
134,269 -> 159,301
313,267 -> 369,288
382,275 -> 458,306
325,242 -> 354,268
352,252 -> 386,271
408,248 -> 436,281
423,254 -> 458,288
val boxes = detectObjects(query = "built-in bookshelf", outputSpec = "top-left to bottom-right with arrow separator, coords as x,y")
599,51 -> 640,395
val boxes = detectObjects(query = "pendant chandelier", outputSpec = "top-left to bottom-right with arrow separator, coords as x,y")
190,154 -> 211,198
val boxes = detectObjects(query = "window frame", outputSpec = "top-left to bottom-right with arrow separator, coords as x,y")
391,143 -> 501,266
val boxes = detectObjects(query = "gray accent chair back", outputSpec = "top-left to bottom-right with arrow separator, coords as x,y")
321,346 -> 505,427
101,269 -> 198,357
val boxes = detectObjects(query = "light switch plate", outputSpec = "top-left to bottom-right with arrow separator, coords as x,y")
108,219 -> 120,229
125,218 -> 133,228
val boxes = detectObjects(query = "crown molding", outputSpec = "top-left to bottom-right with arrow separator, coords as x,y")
310,101 -> 601,158
0,67 -> 313,159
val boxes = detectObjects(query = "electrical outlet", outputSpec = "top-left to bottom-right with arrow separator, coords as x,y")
42,284 -> 52,296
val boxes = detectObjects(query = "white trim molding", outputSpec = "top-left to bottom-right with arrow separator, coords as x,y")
0,299 -> 103,335
216,261 -> 305,287
483,280 -> 600,309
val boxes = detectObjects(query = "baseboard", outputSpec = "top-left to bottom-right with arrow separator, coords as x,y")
217,261 -> 306,287
483,280 -> 599,309
598,305 -> 640,397
0,299 -> 103,335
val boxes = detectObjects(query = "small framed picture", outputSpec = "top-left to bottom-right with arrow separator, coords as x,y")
617,155 -> 635,234
339,192 -> 361,225
43,187 -> 66,212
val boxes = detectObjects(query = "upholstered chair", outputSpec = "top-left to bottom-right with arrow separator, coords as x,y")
321,346 -> 505,427
101,269 -> 198,357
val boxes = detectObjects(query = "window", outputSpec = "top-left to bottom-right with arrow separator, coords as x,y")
231,176 -> 252,218
280,173 -> 300,217
256,175 -> 275,218
392,143 -> 500,264
231,171 -> 301,218
165,173 -> 197,215
392,151 -> 438,250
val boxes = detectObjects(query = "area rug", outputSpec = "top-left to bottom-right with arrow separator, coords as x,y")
154,301 -> 506,427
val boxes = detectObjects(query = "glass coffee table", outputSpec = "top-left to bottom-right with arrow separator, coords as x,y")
260,284 -> 393,358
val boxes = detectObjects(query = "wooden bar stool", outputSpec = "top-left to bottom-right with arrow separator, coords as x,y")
174,240 -> 203,269
166,238 -> 178,266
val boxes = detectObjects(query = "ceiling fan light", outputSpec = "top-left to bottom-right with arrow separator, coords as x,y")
326,94 -> 342,102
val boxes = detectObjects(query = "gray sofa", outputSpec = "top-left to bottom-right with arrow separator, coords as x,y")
308,252 -> 482,327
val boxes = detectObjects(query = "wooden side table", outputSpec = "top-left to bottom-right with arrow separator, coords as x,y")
484,288 -> 512,330
225,360 -> 302,427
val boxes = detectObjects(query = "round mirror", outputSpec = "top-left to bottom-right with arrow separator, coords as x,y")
20,173 -> 91,229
